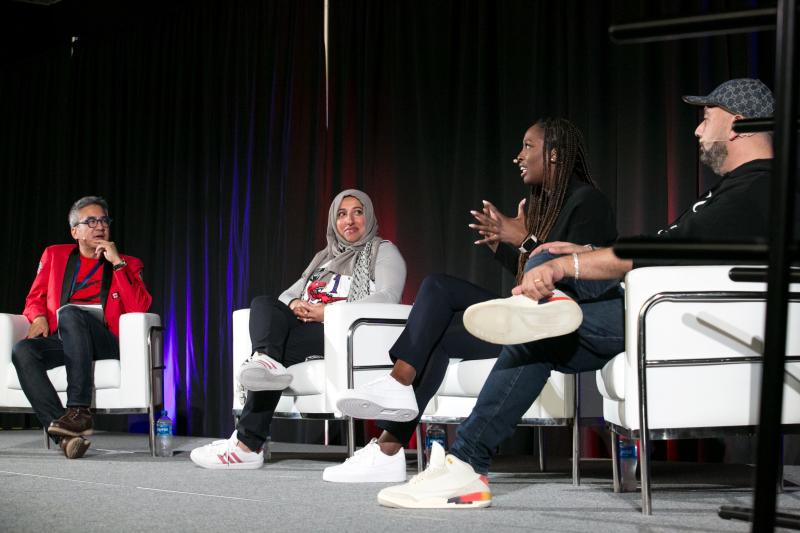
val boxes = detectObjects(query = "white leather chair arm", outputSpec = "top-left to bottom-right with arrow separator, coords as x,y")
623,265 -> 769,368
231,309 -> 252,409
0,313 -> 30,399
118,313 -> 161,408
596,353 -> 626,401
323,302 -> 411,413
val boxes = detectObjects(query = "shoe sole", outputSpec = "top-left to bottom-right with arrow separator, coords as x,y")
336,397 -> 418,422
63,438 -> 91,459
48,427 -> 93,438
377,492 -> 491,509
323,463 -> 407,483
238,368 -> 293,391
463,295 -> 582,345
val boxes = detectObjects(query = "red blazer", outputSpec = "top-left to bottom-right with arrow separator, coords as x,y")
23,244 -> 152,337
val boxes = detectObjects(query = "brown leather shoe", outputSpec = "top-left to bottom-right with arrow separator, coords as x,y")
59,436 -> 91,459
48,407 -> 93,437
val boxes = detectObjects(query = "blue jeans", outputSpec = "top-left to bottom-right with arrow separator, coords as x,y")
448,252 -> 625,474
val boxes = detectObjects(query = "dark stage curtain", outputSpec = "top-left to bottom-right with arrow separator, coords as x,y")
0,0 -> 776,438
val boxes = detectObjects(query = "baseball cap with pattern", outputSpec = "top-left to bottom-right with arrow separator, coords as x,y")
683,78 -> 774,118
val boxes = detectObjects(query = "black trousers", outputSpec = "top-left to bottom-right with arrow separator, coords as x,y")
236,295 -> 323,451
378,273 -> 502,443
12,306 -> 119,431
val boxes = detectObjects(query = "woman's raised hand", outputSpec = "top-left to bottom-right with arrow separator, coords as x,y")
469,198 -> 528,251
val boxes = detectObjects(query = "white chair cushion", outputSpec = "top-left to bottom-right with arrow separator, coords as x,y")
439,358 -> 496,397
7,359 -> 121,391
285,359 -> 325,396
596,352 -> 625,401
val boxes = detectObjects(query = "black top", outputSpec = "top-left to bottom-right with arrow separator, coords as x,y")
654,159 -> 771,241
494,178 -> 618,276
633,159 -> 772,268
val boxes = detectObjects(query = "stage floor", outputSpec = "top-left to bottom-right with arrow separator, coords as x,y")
0,430 -> 797,532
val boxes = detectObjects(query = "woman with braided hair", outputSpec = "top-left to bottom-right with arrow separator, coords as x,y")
329,118 -> 616,485
190,189 -> 406,470
475,117 -> 610,284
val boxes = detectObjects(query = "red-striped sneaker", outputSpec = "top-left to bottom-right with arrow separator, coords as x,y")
237,352 -> 293,391
463,290 -> 583,345
190,432 -> 264,470
377,442 -> 491,509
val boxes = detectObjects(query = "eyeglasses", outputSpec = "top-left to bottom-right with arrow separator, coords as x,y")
74,216 -> 113,228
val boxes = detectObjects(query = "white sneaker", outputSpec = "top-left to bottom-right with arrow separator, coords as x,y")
377,442 -> 491,509
463,290 -> 583,345
237,352 -> 293,391
322,438 -> 407,483
336,374 -> 418,422
189,432 -> 264,470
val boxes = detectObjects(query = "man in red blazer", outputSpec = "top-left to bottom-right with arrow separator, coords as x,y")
12,196 -> 152,459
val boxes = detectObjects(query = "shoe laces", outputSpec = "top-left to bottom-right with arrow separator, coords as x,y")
67,408 -> 86,420
343,440 -> 378,465
408,462 -> 446,485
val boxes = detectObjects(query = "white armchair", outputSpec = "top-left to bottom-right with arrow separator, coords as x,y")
596,266 -> 800,514
231,302 -> 411,454
0,312 -> 164,454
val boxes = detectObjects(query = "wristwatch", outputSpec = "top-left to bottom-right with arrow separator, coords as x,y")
112,260 -> 127,271
517,235 -> 538,253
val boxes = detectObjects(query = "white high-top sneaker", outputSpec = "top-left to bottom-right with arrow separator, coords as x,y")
377,442 -> 491,509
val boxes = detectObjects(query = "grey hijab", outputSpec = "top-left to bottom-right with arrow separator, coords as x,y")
300,189 -> 383,301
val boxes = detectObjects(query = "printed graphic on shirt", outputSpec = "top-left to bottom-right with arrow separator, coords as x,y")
70,257 -> 104,304
657,190 -> 713,236
302,267 -> 375,304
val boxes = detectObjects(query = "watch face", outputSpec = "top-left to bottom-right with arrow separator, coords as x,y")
519,236 -> 536,253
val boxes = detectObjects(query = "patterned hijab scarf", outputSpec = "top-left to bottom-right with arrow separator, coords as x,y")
300,189 -> 383,301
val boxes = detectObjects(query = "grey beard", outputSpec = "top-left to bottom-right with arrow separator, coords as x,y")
699,142 -> 728,175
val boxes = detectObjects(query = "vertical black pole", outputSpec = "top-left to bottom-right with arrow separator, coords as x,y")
752,0 -> 797,530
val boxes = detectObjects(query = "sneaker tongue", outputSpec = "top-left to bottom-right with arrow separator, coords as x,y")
429,440 -> 446,467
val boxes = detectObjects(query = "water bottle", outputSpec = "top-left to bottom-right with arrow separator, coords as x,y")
618,437 -> 638,492
425,424 -> 447,462
155,410 -> 173,457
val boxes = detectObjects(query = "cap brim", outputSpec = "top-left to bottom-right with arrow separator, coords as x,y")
682,95 -> 712,106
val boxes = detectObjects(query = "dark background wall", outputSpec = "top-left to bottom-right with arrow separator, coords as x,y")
0,0 -> 778,439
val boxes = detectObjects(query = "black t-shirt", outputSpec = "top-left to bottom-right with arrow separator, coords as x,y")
494,178 -> 618,275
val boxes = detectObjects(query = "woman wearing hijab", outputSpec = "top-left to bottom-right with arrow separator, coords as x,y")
190,189 -> 406,469
328,118 -> 617,483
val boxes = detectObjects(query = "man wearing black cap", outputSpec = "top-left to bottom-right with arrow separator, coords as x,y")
375,79 -> 776,509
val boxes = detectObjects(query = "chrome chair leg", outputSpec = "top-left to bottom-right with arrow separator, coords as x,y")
572,373 -> 581,486
537,427 -> 546,472
610,428 -> 621,493
347,417 -> 355,457
415,425 -> 424,473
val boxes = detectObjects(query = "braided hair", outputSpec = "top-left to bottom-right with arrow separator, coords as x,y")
516,118 -> 598,281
